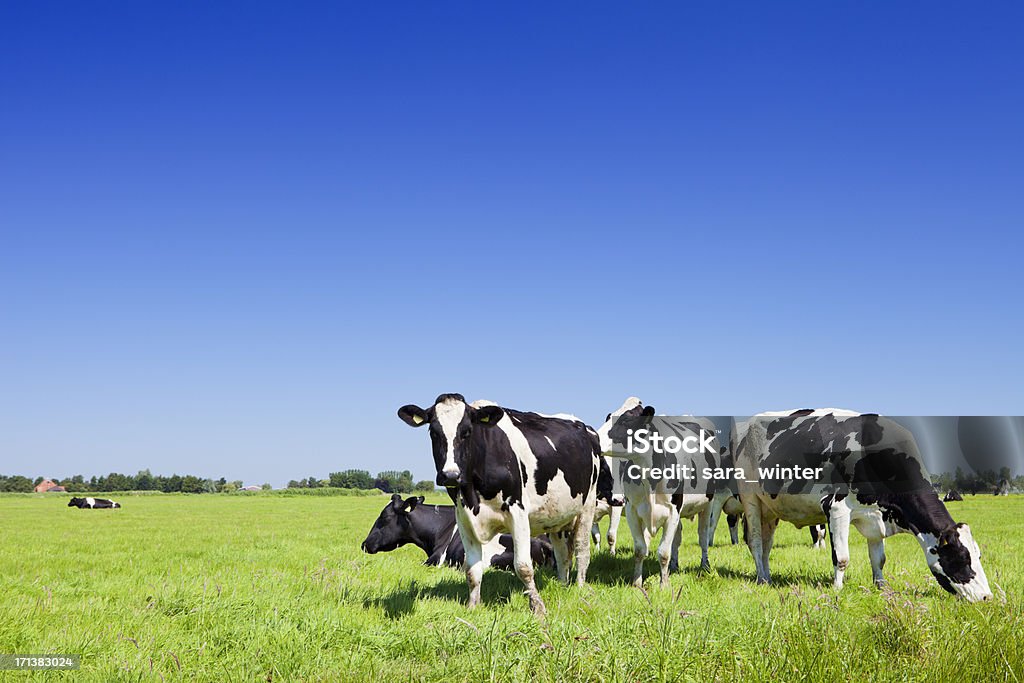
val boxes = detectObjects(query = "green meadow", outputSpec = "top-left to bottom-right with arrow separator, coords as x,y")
0,493 -> 1021,682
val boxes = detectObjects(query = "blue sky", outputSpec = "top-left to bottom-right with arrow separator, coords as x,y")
2,2 -> 1022,486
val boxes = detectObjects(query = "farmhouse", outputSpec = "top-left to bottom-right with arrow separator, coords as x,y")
33,479 -> 65,493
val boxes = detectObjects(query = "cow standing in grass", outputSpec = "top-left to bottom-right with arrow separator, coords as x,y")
735,408 -> 992,601
597,398 -> 734,588
398,394 -> 601,617
592,456 -> 625,553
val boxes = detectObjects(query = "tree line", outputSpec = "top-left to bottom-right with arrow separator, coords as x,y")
0,468 -> 437,494
288,469 -> 435,494
933,466 -> 1020,495
0,470 -> 268,494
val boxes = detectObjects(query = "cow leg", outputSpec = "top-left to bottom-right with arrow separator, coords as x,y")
463,537 -> 486,609
549,530 -> 573,585
656,506 -> 680,588
852,515 -> 887,588
742,497 -> 769,584
759,517 -> 778,582
828,502 -> 852,590
607,504 -> 622,554
697,506 -> 712,572
591,521 -> 601,547
625,501 -> 648,588
669,517 -> 681,571
727,514 -> 740,545
573,504 -> 596,586
509,516 -> 546,616
706,493 -> 727,547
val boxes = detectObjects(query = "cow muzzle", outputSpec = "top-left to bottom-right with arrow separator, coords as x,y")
436,470 -> 460,488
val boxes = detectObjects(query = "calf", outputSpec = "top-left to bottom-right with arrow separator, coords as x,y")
399,394 -> 601,616
67,497 -> 120,509
736,408 -> 992,601
362,494 -> 554,570
598,398 -> 734,588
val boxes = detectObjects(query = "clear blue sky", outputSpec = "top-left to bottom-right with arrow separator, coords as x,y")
2,2 -> 1022,486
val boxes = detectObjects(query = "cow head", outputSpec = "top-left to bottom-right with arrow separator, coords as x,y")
925,523 -> 992,602
398,394 -> 503,488
361,494 -> 426,554
67,497 -> 82,507
596,397 -> 656,462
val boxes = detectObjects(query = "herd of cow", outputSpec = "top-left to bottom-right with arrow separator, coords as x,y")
362,394 -> 992,617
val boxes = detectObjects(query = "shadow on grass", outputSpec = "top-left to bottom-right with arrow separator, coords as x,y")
362,570 -> 555,619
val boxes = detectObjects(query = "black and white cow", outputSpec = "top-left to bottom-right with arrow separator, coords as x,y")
592,456 -> 626,553
362,494 -> 555,570
398,394 -> 601,616
67,496 -> 120,509
598,398 -> 734,588
735,409 -> 992,601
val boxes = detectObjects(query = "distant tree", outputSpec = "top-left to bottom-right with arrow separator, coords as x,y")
329,470 -> 374,489
375,470 -> 414,494
287,480 -> 303,489
135,469 -> 155,491
181,475 -> 205,494
2,475 -> 33,492
414,480 -> 435,492
261,483 -> 272,490
305,476 -> 321,489
214,477 -> 228,492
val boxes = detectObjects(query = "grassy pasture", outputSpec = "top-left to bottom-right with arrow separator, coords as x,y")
0,493 -> 1021,682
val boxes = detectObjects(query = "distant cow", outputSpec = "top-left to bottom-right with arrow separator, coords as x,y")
736,409 -> 992,601
67,497 -> 120,509
362,494 -> 554,570
399,394 -> 601,616
944,489 -> 964,502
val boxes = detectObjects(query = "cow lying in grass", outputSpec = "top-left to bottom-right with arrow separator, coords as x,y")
67,497 -> 120,509
362,494 -> 555,571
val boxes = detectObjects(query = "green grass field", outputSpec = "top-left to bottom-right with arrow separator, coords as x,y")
1,493 -> 1021,682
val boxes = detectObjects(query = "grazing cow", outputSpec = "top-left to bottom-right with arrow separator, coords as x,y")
597,398 -> 734,588
592,456 -> 625,553
398,394 -> 601,616
67,497 -> 120,509
362,494 -> 555,570
735,408 -> 992,601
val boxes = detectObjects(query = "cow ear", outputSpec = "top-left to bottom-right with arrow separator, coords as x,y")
398,405 -> 430,427
390,493 -> 404,508
404,496 -> 424,511
472,405 -> 504,426
642,406 -> 656,417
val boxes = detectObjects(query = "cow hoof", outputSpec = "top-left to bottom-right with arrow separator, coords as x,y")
698,563 -> 711,574
530,596 -> 547,618
755,577 -> 771,586
874,580 -> 888,589
632,577 -> 644,589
